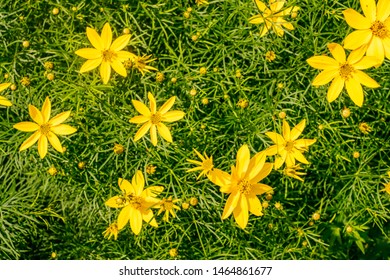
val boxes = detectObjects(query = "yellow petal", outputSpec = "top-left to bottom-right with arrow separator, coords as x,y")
233,196 -> 249,229
0,96 -> 12,107
282,22 -> 294,30
254,0 -> 267,12
383,36 -> 390,59
143,186 -> 164,198
13,122 -> 39,132
132,100 -> 151,116
142,209 -> 158,227
38,135 -> 48,159
247,194 -> 262,216
265,132 -> 285,145
150,124 -> 158,146
47,131 -> 63,153
312,69 -> 338,86
252,183 -> 273,195
285,152 -> 295,167
117,206 -> 131,230
29,105 -> 44,125
105,195 -> 125,208
249,15 -> 264,24
270,0 -> 285,12
246,151 -> 267,182
19,130 -> 40,151
327,76 -> 345,103
158,96 -> 176,114
161,111 -> 185,122
75,48 -> 102,60
360,0 -> 377,22
101,22 -> 112,50
236,144 -> 250,179
118,178 -> 135,194
48,111 -> 71,126
0,83 -> 11,92
129,115 -> 149,124
273,25 -> 285,37
306,56 -> 339,69
344,30 -> 372,50
353,56 -> 381,69
86,27 -> 104,51
100,61 -> 111,84
348,44 -> 368,64
157,123 -> 172,142
129,207 -> 143,235
377,0 -> 390,21
208,169 -> 232,191
290,119 -> 306,141
259,21 -> 271,37
282,120 -> 291,141
117,51 -> 137,61
342,8 -> 371,29
265,145 -> 278,156
327,43 -> 346,63
110,35 -> 131,52
222,192 -> 240,220
79,58 -> 103,73
148,92 -> 157,114
50,124 -> 77,135
294,139 -> 317,149
41,97 -> 51,123
250,162 -> 273,183
110,59 -> 127,77
132,170 -> 145,196
345,78 -> 364,107
133,122 -> 151,142
292,149 -> 309,164
274,151 -> 287,169
366,36 -> 385,65
352,70 -> 380,88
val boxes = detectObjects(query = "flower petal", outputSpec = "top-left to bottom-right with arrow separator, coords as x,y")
101,23 -> 112,50
377,0 -> 390,21
117,51 -> 137,61
249,15 -> 264,24
270,0 -> 285,12
110,59 -> 127,77
282,120 -> 291,141
133,122 -> 151,142
265,132 -> 285,145
344,30 -> 372,50
0,82 -> 11,92
274,151 -> 287,170
156,123 -> 172,142
246,151 -> 267,182
79,58 -> 103,73
352,70 -> 380,88
41,97 -> 51,123
143,186 -> 164,198
327,76 -> 345,103
129,115 -> 149,124
0,96 -> 12,107
13,122 -> 39,132
48,111 -> 71,126
327,43 -> 346,63
150,124 -> 158,146
250,163 -> 273,183
105,196 -> 125,208
222,192 -> 240,220
50,124 -> 77,135
353,56 -> 381,69
345,78 -> 364,107
100,61 -> 111,84
366,36 -> 385,65
342,8 -> 371,29
132,100 -> 151,117
142,209 -> 158,227
29,105 -> 44,125
75,48 -> 102,60
132,170 -> 145,196
252,183 -> 273,195
312,69 -> 338,86
233,196 -> 249,229
110,35 -> 131,52
208,169 -> 232,192
294,139 -> 317,149
348,44 -> 368,64
148,92 -> 157,114
129,207 -> 143,235
306,56 -> 339,70
161,111 -> 185,122
47,131 -> 63,153
19,131 -> 40,151
247,195 -> 262,216
290,119 -> 306,141
383,36 -> 390,59
38,135 -> 48,159
118,178 -> 135,194
117,206 -> 131,230
158,96 -> 176,114
236,144 -> 250,179
292,149 -> 309,164
86,27 -> 104,51
360,0 -> 377,22
254,0 -> 267,12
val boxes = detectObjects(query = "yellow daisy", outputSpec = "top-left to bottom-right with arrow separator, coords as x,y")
249,0 -> 300,37
265,119 -> 316,170
129,92 -> 185,146
208,145 -> 273,229
0,82 -> 12,107
307,43 -> 380,107
13,97 -> 77,159
105,171 -> 163,235
75,22 -> 136,84
186,149 -> 214,179
157,197 -> 181,222
343,0 -> 390,64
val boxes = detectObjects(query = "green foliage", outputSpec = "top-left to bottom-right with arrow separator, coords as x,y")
0,0 -> 389,260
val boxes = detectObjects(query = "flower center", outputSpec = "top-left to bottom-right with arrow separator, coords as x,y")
285,141 -> 294,152
129,196 -> 143,209
40,123 -> 51,135
102,50 -> 117,62
161,198 -> 174,211
371,21 -> 388,39
238,179 -> 252,195
201,159 -> 213,172
150,113 -> 162,124
339,63 -> 354,80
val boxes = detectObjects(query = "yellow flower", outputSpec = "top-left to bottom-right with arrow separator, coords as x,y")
157,197 -> 181,221
169,248 -> 178,257
208,145 -> 273,229
307,43 -> 380,107
265,50 -> 276,61
103,222 -> 119,240
187,149 -> 214,179
105,171 -> 163,235
130,55 -> 158,76
146,164 -> 157,174
75,22 -> 136,84
249,0 -> 300,37
265,119 -> 316,169
382,182 -> 390,195
343,0 -> 390,64
284,164 -> 306,182
129,92 -> 185,146
13,97 -> 77,159
196,0 -> 209,6
0,82 -> 12,107
359,122 -> 372,134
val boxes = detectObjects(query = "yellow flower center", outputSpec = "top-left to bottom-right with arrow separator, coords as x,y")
161,198 -> 174,211
150,113 -> 162,124
115,197 -> 126,206
40,123 -> 51,135
102,50 -> 117,62
371,21 -> 388,39
201,159 -> 213,172
339,63 -> 354,80
285,141 -> 295,152
238,179 -> 252,195
129,196 -> 143,209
